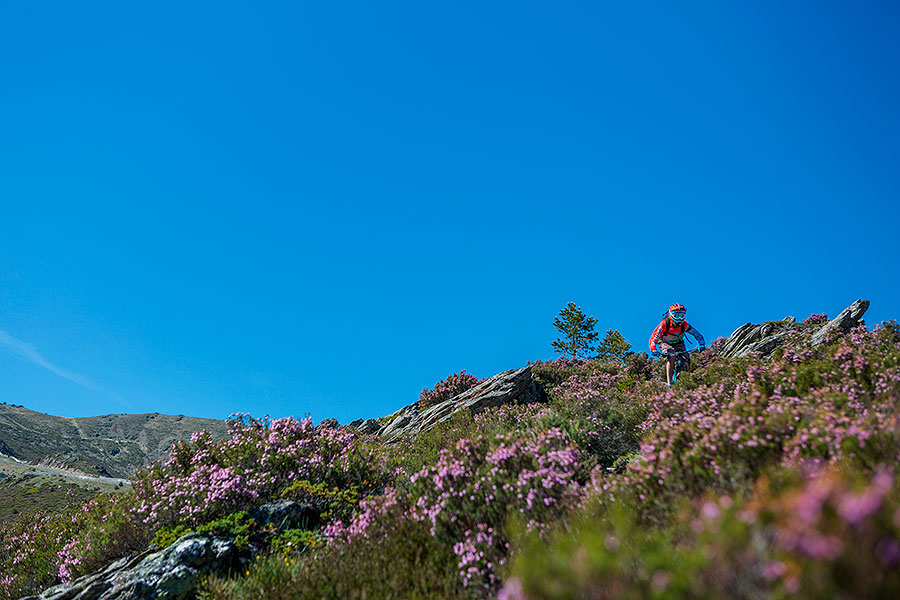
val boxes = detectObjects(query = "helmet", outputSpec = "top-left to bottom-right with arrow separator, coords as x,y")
668,303 -> 686,323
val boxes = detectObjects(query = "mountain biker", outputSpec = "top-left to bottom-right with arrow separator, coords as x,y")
649,303 -> 706,386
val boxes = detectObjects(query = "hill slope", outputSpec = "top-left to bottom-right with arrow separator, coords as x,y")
0,404 -> 228,478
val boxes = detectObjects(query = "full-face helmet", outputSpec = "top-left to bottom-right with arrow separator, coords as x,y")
668,303 -> 686,323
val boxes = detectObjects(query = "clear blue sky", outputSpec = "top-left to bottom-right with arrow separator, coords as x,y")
1,1 -> 898,424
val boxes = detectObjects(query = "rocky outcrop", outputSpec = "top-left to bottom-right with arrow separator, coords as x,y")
811,299 -> 870,347
376,366 -> 545,442
21,499 -> 316,600
717,317 -> 798,359
347,418 -> 381,435
22,534 -> 237,600
717,300 -> 869,359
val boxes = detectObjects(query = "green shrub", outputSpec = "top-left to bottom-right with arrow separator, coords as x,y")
202,517 -> 476,600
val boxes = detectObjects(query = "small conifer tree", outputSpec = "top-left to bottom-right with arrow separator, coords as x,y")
551,302 -> 598,360
596,329 -> 632,363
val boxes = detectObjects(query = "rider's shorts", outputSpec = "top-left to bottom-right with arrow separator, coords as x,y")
659,341 -> 686,355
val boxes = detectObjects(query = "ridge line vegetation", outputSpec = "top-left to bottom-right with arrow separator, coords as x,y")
2,311 -> 899,599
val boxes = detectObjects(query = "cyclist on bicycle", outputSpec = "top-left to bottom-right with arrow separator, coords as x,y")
649,303 -> 706,386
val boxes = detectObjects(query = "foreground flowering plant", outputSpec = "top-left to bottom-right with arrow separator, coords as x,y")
326,428 -> 582,590
599,322 -> 900,517
501,466 -> 900,600
4,315 -> 900,600
132,414 -> 393,531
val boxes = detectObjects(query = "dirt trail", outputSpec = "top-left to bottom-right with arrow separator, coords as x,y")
0,455 -> 130,487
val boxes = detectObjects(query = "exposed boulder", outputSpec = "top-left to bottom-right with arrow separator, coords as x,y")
22,534 -> 237,600
377,366 -> 545,442
21,499 -> 318,600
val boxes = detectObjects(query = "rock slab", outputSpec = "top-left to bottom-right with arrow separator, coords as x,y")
377,366 -> 545,441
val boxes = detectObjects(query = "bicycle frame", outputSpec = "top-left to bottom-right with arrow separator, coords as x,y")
662,350 -> 693,384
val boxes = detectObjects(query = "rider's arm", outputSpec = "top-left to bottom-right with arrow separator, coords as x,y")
685,321 -> 706,347
648,320 -> 666,352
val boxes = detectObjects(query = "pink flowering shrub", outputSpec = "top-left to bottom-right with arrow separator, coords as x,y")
753,468 -> 900,597
529,358 -> 651,470
419,370 -> 483,408
1,416 -> 394,599
803,313 -> 829,325
530,357 -> 617,389
131,414 -> 393,531
0,492 -> 150,597
327,429 -> 582,592
602,323 -> 900,521
7,312 -> 900,600
399,359 -> 648,484
502,467 -> 900,599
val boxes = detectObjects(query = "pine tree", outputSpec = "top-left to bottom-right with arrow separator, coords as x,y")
596,329 -> 632,363
551,302 -> 598,360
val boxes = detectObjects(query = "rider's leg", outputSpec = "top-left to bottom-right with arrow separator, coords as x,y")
670,341 -> 687,385
659,343 -> 675,386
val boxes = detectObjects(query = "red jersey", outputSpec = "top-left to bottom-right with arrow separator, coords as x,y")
649,318 -> 705,351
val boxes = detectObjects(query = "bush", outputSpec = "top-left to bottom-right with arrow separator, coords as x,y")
202,516 -> 475,600
419,371 -> 483,409
598,324 -> 900,522
0,491 -> 150,596
326,429 -> 582,593
8,310 -> 900,600
131,415 -> 394,531
502,467 -> 900,600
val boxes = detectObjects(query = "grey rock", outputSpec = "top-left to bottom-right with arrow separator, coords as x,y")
353,419 -> 381,435
716,300 -> 870,359
21,500 -> 320,600
377,366 -> 545,442
251,498 -> 322,531
718,318 -> 800,359
811,299 -> 869,347
22,534 -> 237,600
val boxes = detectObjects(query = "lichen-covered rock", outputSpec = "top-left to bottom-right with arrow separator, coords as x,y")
21,534 -> 237,600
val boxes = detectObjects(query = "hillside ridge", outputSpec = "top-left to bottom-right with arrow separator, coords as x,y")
0,404 -> 228,478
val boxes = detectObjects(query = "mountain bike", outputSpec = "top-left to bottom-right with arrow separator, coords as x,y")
652,349 -> 696,385
664,350 -> 693,385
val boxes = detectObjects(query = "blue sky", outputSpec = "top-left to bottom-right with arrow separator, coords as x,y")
1,1 -> 898,424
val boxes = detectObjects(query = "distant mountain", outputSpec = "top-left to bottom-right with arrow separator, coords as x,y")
0,404 -> 229,478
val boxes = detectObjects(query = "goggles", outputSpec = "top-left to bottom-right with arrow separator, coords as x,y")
671,311 -> 686,319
